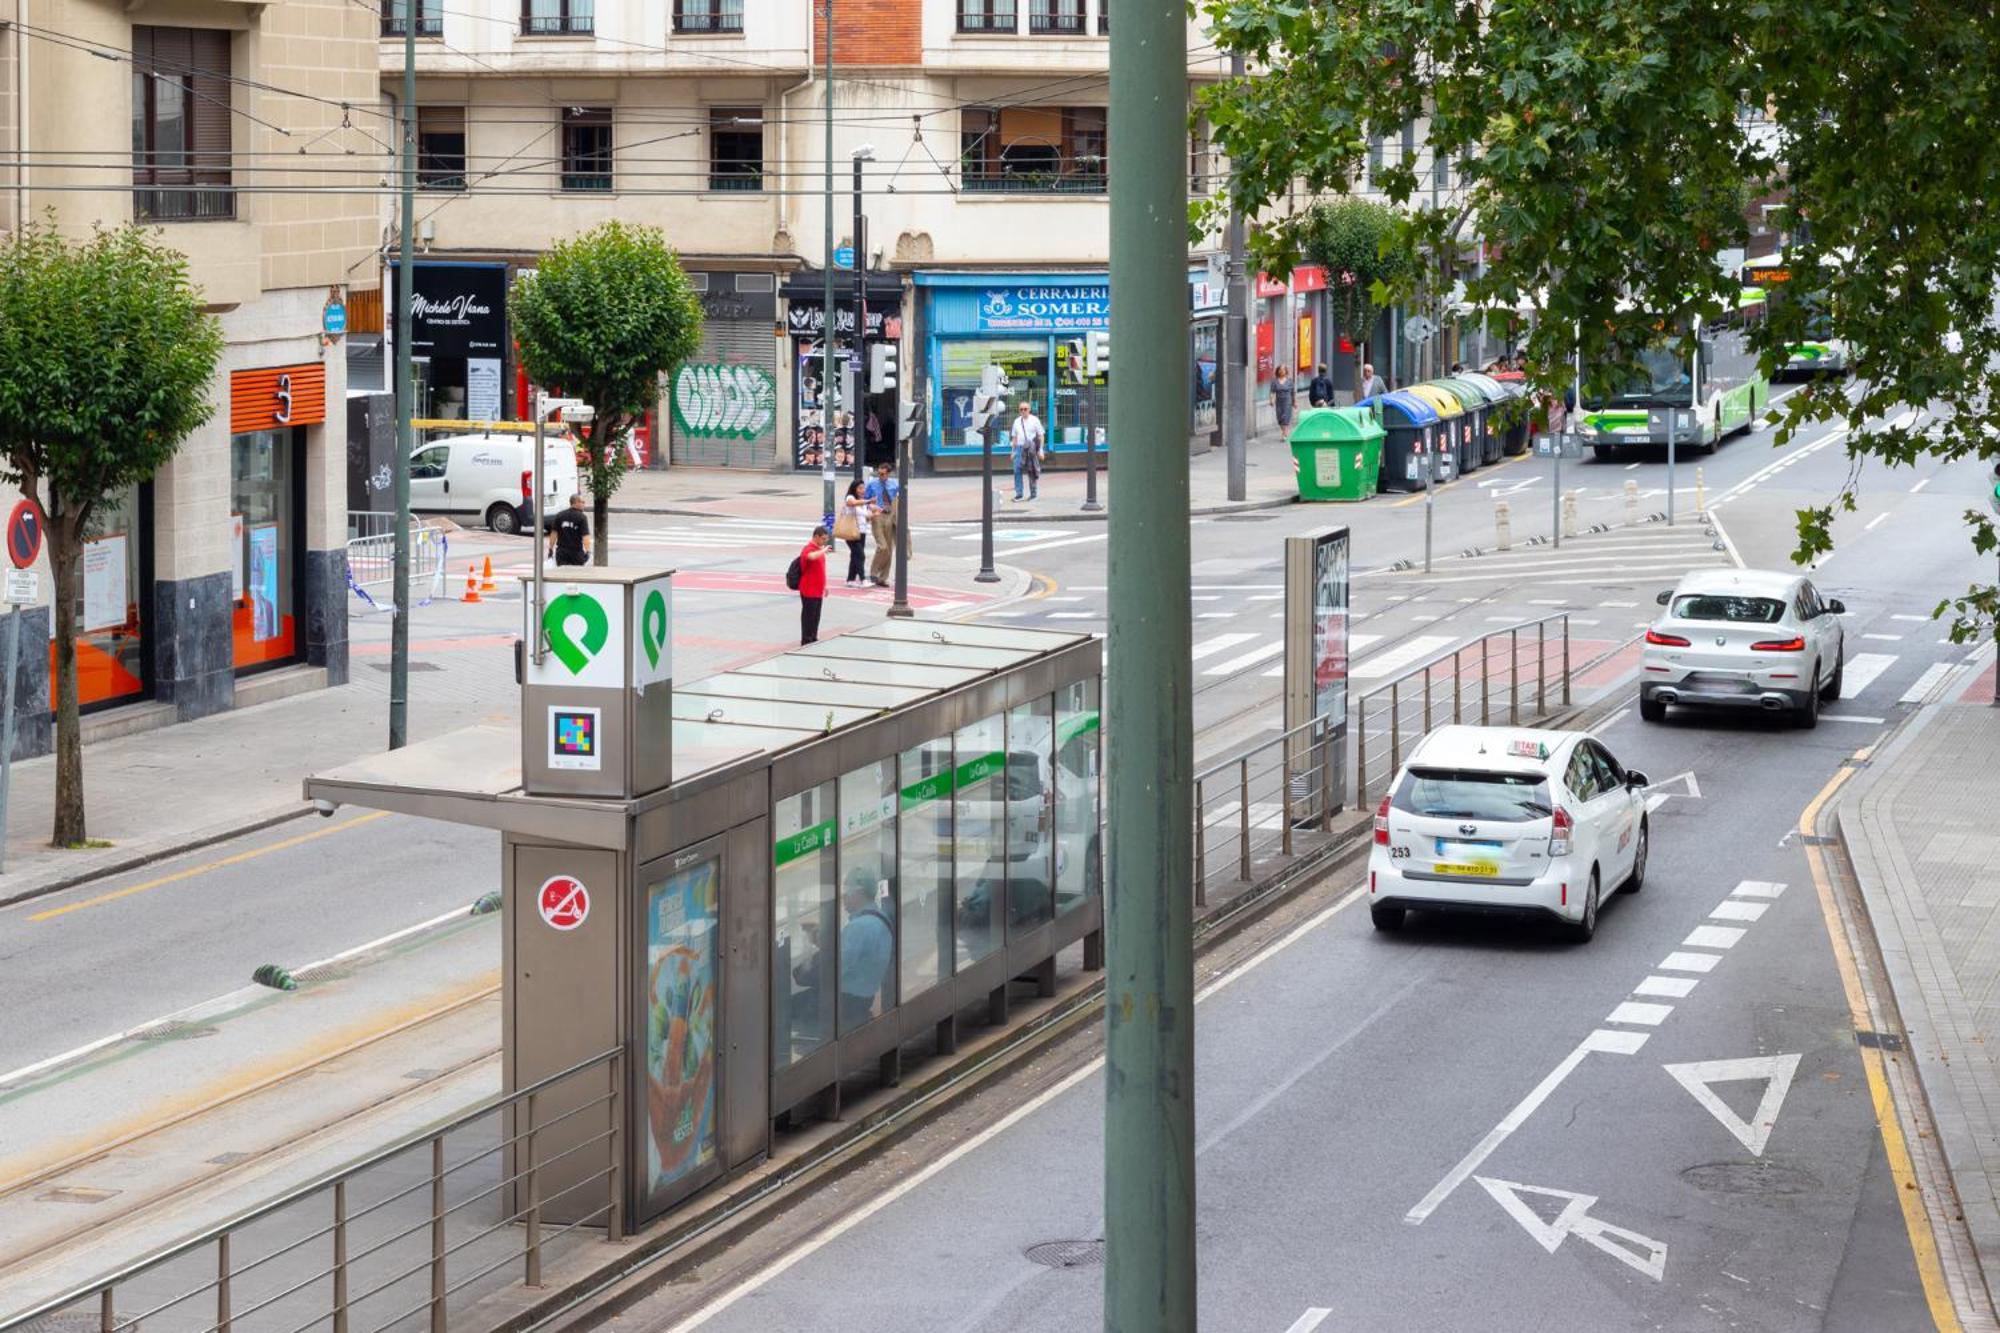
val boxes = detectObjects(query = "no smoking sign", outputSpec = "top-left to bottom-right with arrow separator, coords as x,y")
537,875 -> 590,931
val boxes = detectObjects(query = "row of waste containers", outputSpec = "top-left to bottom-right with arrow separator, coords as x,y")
1289,371 -> 1534,500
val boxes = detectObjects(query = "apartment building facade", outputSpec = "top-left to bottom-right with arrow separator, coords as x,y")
372,0 -> 1338,474
1,0 -> 377,756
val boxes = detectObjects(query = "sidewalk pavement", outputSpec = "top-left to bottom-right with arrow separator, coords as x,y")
1837,680 -> 2000,1319
0,551 -> 1028,909
609,426 -> 1301,524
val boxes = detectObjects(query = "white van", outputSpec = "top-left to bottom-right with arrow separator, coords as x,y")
408,433 -> 581,534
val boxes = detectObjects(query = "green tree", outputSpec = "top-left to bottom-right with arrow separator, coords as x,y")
0,220 -> 222,846
1300,198 -> 1410,384
510,221 -> 704,564
1196,0 -> 2000,637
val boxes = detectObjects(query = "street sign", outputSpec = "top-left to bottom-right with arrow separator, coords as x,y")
833,246 -> 856,270
537,874 -> 591,931
3,570 -> 37,605
1403,315 -> 1436,344
1534,433 -> 1583,460
6,501 -> 42,570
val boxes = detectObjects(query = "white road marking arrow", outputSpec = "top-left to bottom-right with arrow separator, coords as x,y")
1474,1177 -> 1669,1281
1643,770 -> 1703,814
1663,1053 -> 1802,1155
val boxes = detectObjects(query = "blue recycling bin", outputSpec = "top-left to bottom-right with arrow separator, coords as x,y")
1367,391 -> 1446,493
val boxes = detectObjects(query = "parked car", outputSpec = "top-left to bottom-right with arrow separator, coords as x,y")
408,432 -> 580,534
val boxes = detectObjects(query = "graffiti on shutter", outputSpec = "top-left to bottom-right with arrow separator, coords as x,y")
672,363 -> 777,440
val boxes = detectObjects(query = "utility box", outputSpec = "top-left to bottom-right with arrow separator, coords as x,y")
520,566 -> 676,800
1289,407 -> 1385,502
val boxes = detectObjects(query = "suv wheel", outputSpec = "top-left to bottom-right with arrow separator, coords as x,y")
1820,653 -> 1844,702
1795,669 -> 1821,729
1639,693 -> 1667,723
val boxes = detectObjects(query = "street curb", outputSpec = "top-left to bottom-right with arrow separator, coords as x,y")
609,493 -> 1302,526
0,803 -> 313,911
1832,702 -> 2000,1319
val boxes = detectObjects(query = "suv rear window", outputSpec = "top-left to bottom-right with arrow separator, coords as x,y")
1393,768 -> 1553,823
1671,594 -> 1785,623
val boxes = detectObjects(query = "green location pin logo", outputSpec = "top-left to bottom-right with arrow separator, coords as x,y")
542,592 -> 610,675
642,589 -> 668,670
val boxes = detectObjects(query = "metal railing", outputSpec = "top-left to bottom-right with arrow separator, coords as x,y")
1354,614 -> 1573,804
347,517 -> 450,612
1192,714 -> 1340,906
1,1050 -> 624,1333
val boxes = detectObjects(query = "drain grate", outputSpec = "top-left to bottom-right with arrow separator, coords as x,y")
369,661 -> 443,673
678,495 -> 728,503
128,1020 -> 220,1043
1212,513 -> 1278,523
1024,1239 -> 1104,1269
742,488 -> 795,497
37,1186 -> 121,1205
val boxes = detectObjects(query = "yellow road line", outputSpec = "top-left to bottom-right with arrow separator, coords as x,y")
27,810 -> 391,923
1799,762 -> 1962,1332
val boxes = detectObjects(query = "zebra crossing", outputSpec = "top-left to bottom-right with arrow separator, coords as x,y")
606,517 -> 955,552
1367,525 -> 1735,591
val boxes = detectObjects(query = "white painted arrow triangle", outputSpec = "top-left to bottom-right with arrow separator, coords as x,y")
1643,771 -> 1702,813
1663,1053 -> 1802,1155
1473,1176 -> 1596,1254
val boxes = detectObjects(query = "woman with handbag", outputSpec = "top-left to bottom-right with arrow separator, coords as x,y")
836,480 -> 868,584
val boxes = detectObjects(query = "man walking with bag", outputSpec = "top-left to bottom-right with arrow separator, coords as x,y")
1009,400 -> 1044,502
864,462 -> 900,587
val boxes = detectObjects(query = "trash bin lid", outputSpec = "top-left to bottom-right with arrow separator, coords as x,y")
1290,405 -> 1385,443
1403,383 -> 1465,419
1459,371 -> 1512,400
1370,390 -> 1440,426
1433,377 -> 1493,409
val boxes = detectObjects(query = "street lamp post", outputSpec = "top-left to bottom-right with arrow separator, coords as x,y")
390,0 -> 416,750
819,0 -> 836,527
852,146 -> 874,490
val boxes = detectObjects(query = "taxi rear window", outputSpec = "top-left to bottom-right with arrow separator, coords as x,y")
1671,594 -> 1784,623
1393,768 -> 1552,822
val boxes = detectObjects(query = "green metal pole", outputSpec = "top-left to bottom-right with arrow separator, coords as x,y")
820,0 -> 836,525
390,0 -> 415,750
1104,3 -> 1194,1331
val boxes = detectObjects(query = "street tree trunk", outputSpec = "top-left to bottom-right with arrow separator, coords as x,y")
592,474 -> 610,566
48,522 -> 84,846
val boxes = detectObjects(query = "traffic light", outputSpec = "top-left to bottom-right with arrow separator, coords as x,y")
1086,329 -> 1110,379
868,341 -> 900,394
1059,339 -> 1086,386
972,363 -> 1008,429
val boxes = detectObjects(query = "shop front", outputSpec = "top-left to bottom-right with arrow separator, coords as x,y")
1292,265 -> 1329,376
667,271 -> 781,470
389,260 -> 510,423
1189,268 -> 1224,454
915,272 -> 1111,472
783,269 -> 906,474
227,363 -> 321,675
65,484 -> 153,715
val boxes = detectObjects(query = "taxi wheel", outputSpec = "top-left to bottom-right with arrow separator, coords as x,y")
1623,820 -> 1648,894
1565,870 -> 1600,943
1370,904 -> 1406,932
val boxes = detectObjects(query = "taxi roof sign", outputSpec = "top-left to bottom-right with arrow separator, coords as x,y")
1507,738 -> 1550,761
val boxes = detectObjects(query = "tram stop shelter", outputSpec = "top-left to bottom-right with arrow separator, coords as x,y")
304,569 -> 1104,1232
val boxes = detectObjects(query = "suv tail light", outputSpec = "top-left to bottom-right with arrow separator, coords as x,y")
1644,629 -> 1691,647
1549,807 -> 1574,857
1751,636 -> 1805,652
1373,795 -> 1391,845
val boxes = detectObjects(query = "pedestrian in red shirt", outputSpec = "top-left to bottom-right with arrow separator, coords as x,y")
796,527 -> 831,644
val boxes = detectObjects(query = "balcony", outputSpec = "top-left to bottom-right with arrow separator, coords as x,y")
1028,3 -> 1085,36
962,164 -> 1105,194
380,1 -> 441,36
133,182 -> 236,223
521,2 -> 593,35
673,1 -> 743,33
957,3 -> 1016,34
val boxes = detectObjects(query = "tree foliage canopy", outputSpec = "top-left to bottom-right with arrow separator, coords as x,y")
0,219 -> 222,534
1197,0 -> 2000,633
511,221 -> 703,552
1300,197 -> 1410,338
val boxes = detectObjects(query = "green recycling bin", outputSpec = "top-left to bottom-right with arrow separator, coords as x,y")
1289,405 -> 1385,501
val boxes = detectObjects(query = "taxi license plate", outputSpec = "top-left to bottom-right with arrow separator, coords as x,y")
1434,861 -> 1499,877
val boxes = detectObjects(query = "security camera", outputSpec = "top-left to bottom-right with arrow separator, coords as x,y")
313,798 -> 340,818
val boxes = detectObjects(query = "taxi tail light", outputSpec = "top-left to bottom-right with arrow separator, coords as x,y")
1751,636 -> 1806,652
1373,795 -> 1391,845
1549,807 -> 1574,857
1644,629 -> 1691,647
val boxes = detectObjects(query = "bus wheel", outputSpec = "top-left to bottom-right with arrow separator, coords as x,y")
1593,445 -> 1615,462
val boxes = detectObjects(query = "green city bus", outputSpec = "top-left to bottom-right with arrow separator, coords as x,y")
1579,308 -> 1770,461
1741,251 -> 1850,377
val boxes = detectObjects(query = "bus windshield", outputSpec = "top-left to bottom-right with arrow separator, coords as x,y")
1587,346 -> 1692,406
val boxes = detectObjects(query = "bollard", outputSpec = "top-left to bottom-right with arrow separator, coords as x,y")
1624,478 -> 1640,527
1561,490 -> 1580,539
1695,466 -> 1707,518
1493,498 -> 1512,551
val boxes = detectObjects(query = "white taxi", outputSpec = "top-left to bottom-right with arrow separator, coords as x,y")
1368,725 -> 1651,942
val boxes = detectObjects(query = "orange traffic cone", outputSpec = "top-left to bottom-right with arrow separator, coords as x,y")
461,564 -> 482,604
479,556 -> 498,593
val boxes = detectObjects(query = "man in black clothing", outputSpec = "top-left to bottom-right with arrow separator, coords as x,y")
545,494 -> 591,567
1307,362 -> 1336,407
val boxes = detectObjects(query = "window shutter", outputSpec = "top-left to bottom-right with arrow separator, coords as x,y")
188,28 -> 232,187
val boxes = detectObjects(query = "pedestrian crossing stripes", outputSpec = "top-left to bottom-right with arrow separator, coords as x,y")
1898,663 -> 1956,705
608,518 -> 953,551
1839,653 -> 1897,700
1351,635 -> 1456,680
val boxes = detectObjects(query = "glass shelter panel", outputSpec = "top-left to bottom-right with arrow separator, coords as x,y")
899,738 -> 955,1000
772,782 -> 837,1069
953,714 -> 1007,969
1056,677 -> 1101,916
1006,697 -> 1056,932
837,760 -> 899,1032
644,854 -> 719,1198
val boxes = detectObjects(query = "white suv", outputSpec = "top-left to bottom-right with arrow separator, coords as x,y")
1640,569 -> 1845,727
1368,725 -> 1651,943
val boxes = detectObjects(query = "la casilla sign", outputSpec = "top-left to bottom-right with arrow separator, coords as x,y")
975,284 -> 1109,332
